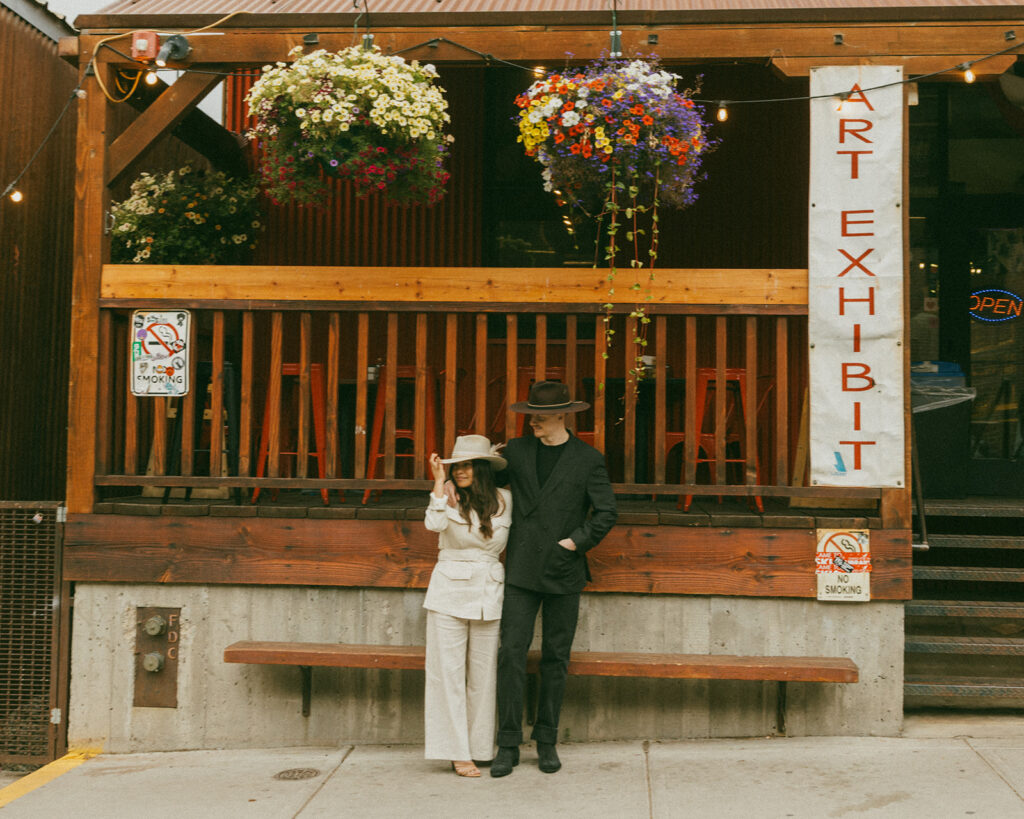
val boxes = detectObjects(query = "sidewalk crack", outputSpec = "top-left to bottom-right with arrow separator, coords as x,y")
964,737 -> 1024,803
294,745 -> 354,817
643,740 -> 654,819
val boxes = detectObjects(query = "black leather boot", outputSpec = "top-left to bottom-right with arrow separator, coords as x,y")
537,742 -> 561,773
489,745 -> 520,778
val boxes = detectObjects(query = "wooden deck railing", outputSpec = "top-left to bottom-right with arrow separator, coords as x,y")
91,265 -> 882,505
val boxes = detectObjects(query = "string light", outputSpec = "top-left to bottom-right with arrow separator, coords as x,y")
959,63 -> 977,83
9,189 -> 23,203
144,71 -> 159,86
716,102 -> 729,122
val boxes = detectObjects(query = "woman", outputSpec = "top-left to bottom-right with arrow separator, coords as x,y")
423,434 -> 511,777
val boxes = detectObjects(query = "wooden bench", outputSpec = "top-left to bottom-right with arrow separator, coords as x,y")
223,641 -> 859,735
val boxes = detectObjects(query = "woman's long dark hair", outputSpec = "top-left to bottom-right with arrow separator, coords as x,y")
451,459 -> 502,539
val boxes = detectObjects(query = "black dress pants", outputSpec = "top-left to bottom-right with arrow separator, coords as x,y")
496,583 -> 580,746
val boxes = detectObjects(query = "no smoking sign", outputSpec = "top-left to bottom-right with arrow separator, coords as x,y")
815,528 -> 871,602
131,309 -> 191,397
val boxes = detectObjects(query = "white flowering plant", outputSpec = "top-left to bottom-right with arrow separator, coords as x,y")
110,166 -> 262,264
246,45 -> 453,206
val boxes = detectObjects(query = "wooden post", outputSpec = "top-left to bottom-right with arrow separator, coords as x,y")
882,84 -> 914,529
66,61 -> 112,513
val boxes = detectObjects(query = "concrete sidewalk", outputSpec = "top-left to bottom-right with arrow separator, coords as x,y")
3,715 -> 1024,818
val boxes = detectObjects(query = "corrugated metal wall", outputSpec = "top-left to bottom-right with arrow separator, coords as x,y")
226,67 -> 485,267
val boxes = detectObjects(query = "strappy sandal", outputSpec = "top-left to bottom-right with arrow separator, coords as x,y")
452,760 -> 481,778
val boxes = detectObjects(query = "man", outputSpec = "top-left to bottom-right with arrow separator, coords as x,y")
491,381 -> 617,777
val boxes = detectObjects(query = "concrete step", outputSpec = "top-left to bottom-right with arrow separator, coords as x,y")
913,567 -> 1024,583
924,535 -> 1024,550
920,499 -> 1024,518
904,675 -> 1024,699
905,600 -> 1024,618
905,635 -> 1024,656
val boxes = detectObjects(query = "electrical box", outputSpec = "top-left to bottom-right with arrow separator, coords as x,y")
130,30 -> 159,61
133,606 -> 180,708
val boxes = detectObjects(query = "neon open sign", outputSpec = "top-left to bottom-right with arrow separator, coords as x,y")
969,289 -> 1023,322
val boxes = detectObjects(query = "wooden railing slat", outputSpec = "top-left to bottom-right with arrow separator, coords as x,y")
385,313 -> 398,479
684,317 -> 696,485
354,313 -> 368,479
209,312 -> 225,480
150,399 -> 167,477
125,389 -> 138,475
238,312 -> 253,477
505,315 -> 517,443
654,316 -> 667,485
474,314 -> 487,436
594,319 -> 606,452
414,314 -> 428,478
566,315 -> 578,435
775,317 -> 789,486
297,312 -> 311,479
267,312 -> 283,479
535,314 -> 547,385
623,317 -> 637,483
444,314 -> 457,457
326,313 -> 340,478
714,316 -> 727,481
180,319 -> 197,477
745,316 -> 758,485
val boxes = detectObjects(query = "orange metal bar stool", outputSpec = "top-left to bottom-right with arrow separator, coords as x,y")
684,367 -> 763,512
362,365 -> 438,504
252,363 -> 330,506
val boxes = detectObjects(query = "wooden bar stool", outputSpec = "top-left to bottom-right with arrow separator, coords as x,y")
362,365 -> 438,504
684,367 -> 763,512
252,363 -> 329,506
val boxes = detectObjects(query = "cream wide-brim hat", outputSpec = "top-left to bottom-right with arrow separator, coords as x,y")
438,434 -> 508,470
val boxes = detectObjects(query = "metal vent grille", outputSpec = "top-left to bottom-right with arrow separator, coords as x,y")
0,502 -> 65,765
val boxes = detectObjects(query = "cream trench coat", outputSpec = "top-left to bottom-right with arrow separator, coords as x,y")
422,488 -> 512,620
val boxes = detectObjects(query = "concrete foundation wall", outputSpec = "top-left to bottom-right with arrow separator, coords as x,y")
68,584 -> 903,752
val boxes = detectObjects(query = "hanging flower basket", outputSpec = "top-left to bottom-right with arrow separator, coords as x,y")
516,57 -> 711,211
247,45 -> 453,206
109,166 -> 262,264
515,57 -> 715,377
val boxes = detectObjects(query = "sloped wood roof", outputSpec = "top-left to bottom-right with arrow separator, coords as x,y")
78,0 -> 1024,28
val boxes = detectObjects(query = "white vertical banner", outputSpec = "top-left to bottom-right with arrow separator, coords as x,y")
809,66 -> 905,487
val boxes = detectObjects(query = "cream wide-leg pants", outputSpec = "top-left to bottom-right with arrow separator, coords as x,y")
424,610 -> 500,761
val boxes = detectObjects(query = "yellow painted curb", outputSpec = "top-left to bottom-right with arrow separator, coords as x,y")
0,748 -> 102,808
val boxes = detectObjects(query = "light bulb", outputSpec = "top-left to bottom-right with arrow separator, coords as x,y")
145,71 -> 158,86
964,67 -> 976,83
716,102 -> 729,122
9,189 -> 23,203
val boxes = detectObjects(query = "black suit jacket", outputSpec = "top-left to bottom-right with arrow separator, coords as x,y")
501,433 -> 617,594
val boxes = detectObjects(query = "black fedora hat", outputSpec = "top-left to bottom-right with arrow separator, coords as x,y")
510,380 -> 589,414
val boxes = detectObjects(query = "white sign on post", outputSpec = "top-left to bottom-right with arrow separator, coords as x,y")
808,66 -> 905,487
130,309 -> 191,397
816,528 -> 871,601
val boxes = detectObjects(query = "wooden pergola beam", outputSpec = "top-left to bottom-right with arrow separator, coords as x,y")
78,22 -> 1024,68
106,68 -> 225,187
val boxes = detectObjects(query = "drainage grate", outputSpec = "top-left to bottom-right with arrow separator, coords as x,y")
273,768 -> 321,781
0,502 -> 66,765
